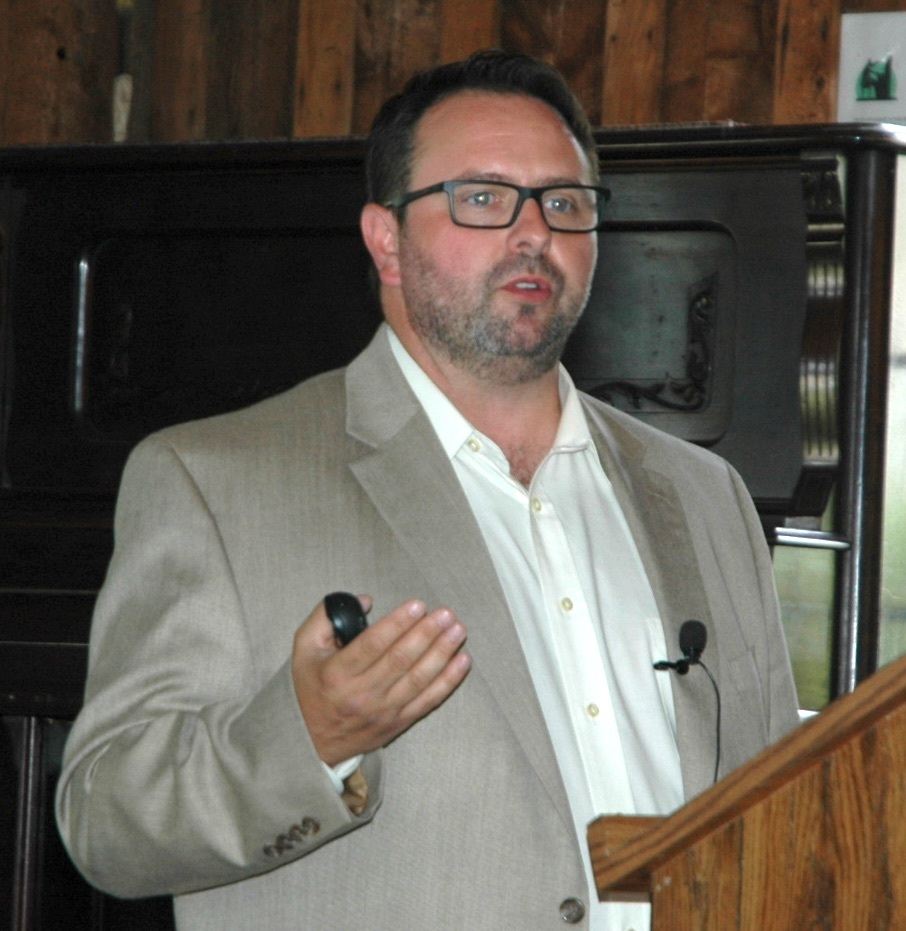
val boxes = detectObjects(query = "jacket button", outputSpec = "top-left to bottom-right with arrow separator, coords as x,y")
559,897 -> 586,924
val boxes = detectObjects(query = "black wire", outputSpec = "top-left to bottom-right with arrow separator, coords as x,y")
697,658 -> 722,784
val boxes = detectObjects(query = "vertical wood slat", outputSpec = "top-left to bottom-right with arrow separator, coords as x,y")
0,0 -> 9,142
701,0 -> 777,124
439,0 -> 500,63
599,0 -> 668,125
773,0 -> 841,124
292,0 -> 357,138
124,0 -> 154,141
150,0 -> 209,141
205,0 -> 297,140
661,0 -> 712,123
0,0 -> 118,145
501,0 -> 609,127
352,0 -> 443,135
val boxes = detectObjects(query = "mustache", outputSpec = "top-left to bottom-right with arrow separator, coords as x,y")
488,254 -> 564,290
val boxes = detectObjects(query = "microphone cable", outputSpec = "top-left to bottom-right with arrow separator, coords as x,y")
696,657 -> 721,784
653,619 -> 722,784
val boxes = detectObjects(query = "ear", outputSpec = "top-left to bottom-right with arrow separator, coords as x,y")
360,203 -> 401,287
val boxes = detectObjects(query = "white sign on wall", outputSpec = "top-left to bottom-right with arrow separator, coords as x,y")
838,12 -> 906,123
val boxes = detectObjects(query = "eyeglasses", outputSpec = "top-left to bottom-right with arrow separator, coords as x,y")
385,179 -> 610,233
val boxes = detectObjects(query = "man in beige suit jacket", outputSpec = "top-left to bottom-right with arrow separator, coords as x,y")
57,52 -> 799,929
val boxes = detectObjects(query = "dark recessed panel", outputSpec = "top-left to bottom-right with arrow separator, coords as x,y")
77,231 -> 377,442
564,165 -> 808,513
564,227 -> 734,445
2,159 -> 380,497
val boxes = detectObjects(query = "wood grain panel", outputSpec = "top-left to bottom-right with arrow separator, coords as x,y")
599,0 -> 667,125
773,0 -> 840,123
502,0 -> 608,126
439,0 -> 499,63
124,0 -> 154,141
702,0 -> 776,123
0,0 -> 9,141
0,0 -> 118,144
649,723 -> 906,929
150,0 -> 210,140
352,0 -> 443,134
2,0 -> 878,145
292,0 -> 357,137
655,820 -> 744,929
662,0 -> 711,122
206,0 -> 297,139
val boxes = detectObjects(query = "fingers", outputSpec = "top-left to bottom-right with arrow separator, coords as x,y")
391,625 -> 472,727
337,598 -> 431,675
292,596 -> 471,766
335,602 -> 471,719
377,607 -> 470,704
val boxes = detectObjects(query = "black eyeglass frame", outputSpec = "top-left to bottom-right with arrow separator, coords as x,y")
384,179 -> 611,233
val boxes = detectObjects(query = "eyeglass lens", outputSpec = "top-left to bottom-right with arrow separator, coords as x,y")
448,181 -> 601,231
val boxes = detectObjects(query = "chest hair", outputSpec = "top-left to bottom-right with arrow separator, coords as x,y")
505,443 -> 549,487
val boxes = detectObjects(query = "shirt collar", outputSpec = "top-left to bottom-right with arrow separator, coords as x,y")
387,325 -> 592,460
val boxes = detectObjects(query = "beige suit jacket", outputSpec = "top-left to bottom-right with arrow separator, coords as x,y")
56,326 -> 799,929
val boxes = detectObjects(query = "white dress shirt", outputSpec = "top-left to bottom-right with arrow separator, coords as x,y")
389,329 -> 684,931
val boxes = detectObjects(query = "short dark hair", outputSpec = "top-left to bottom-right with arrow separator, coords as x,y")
365,49 -> 599,208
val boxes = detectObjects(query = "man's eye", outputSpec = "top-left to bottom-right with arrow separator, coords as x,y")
461,189 -> 497,208
545,195 -> 577,214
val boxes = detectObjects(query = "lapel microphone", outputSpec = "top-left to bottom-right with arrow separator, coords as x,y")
653,619 -> 722,784
653,619 -> 707,674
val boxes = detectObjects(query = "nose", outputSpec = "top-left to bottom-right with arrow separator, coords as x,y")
506,194 -> 552,256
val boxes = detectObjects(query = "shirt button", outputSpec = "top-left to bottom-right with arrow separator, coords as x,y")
586,703 -> 599,718
531,497 -> 542,512
560,597 -> 573,612
467,437 -> 481,452
559,897 -> 586,923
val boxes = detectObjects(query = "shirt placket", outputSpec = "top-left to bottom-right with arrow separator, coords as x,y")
528,465 -> 636,814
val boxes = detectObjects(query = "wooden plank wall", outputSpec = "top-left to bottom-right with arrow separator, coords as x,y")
0,0 -> 905,146
0,0 -> 119,144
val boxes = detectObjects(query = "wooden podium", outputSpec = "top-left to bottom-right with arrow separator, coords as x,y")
588,653 -> 906,929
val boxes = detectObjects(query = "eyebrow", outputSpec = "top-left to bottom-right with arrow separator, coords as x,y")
450,170 -> 591,187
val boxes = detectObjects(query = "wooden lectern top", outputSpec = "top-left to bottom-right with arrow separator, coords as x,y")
588,652 -> 906,929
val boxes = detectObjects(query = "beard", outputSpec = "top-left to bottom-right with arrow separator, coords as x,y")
398,234 -> 592,386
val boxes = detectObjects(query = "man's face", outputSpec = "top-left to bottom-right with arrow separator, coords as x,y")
391,91 -> 598,385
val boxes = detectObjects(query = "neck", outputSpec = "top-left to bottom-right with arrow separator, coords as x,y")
394,326 -> 563,485
454,374 -> 561,485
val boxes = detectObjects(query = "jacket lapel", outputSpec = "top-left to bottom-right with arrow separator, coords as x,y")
344,329 -> 575,832
584,402 -> 723,800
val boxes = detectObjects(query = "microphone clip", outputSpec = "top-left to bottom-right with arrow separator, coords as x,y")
652,656 -> 695,675
653,619 -> 707,676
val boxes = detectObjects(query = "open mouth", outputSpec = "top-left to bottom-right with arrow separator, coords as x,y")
503,277 -> 552,301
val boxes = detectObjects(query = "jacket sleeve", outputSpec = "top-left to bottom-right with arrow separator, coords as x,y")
55,436 -> 382,899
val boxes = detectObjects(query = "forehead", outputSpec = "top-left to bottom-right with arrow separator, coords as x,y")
409,90 -> 592,186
